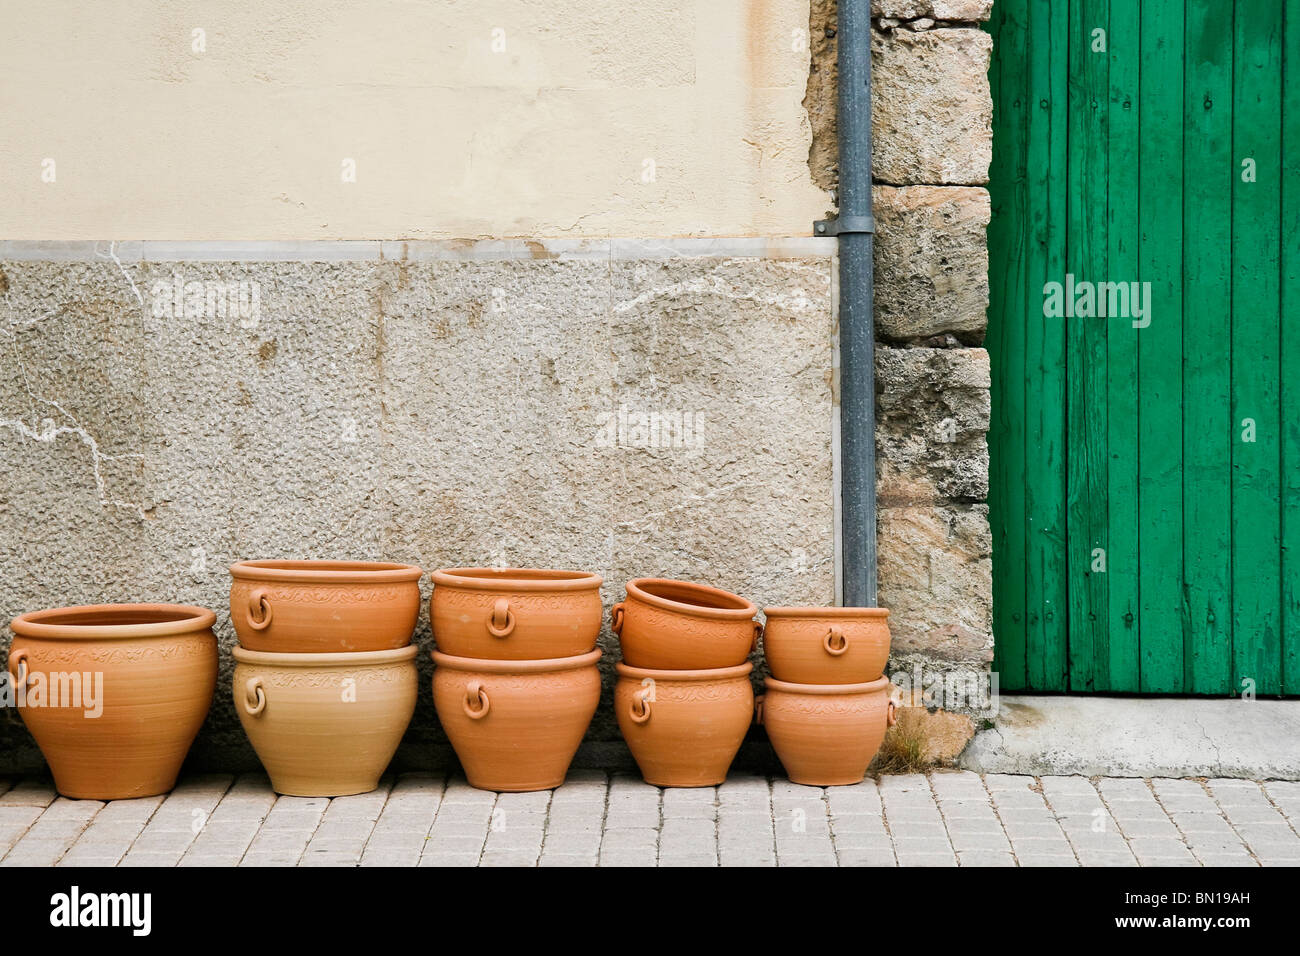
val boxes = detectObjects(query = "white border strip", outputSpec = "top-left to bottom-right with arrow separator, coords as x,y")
0,237 -> 837,262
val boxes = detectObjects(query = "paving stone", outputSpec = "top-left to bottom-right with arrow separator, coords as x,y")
6,772 -> 1295,867
600,827 -> 659,851
0,781 -> 57,808
240,795 -> 329,867
59,796 -> 164,867
179,774 -> 276,866
957,850 -> 1017,866
1,797 -> 103,866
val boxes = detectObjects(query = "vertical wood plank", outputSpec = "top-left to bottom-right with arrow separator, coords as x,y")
1232,0 -> 1284,695
1182,0 -> 1235,693
989,0 -> 1031,689
1137,0 -> 1187,692
1104,0 -> 1141,691
1024,0 -> 1070,690
1282,0 -> 1300,695
1065,0 -> 1110,691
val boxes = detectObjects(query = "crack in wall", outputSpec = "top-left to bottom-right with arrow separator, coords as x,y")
2,279 -> 147,518
0,400 -> 146,517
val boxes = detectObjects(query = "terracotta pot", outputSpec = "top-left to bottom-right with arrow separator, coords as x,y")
758,676 -> 897,786
612,578 -> 760,670
233,644 -> 417,797
431,568 -> 602,660
8,604 -> 218,800
762,606 -> 890,684
432,649 -> 601,792
614,661 -> 753,787
229,560 -> 422,653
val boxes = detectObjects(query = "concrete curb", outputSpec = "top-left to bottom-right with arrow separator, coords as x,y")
960,696 -> 1300,779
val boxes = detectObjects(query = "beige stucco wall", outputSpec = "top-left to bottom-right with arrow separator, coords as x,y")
0,0 -> 829,240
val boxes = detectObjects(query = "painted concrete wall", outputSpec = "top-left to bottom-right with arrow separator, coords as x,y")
1,0 -> 828,239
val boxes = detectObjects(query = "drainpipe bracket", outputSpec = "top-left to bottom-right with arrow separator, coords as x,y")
813,215 -> 876,237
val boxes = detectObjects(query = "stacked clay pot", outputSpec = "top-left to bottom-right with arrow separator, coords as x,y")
612,579 -> 761,787
229,560 -> 422,797
757,607 -> 897,786
8,604 -> 218,800
430,568 -> 603,792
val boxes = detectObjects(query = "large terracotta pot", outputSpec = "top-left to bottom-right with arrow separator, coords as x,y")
762,606 -> 890,684
8,604 -> 218,800
758,676 -> 897,786
432,649 -> 601,792
612,578 -> 760,670
431,568 -> 602,660
233,644 -> 417,797
229,560 -> 422,653
614,661 -> 753,788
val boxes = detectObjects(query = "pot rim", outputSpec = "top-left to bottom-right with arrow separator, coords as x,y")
230,560 -> 423,584
625,578 -> 756,619
11,603 -> 217,640
763,675 -> 893,695
615,661 -> 754,681
431,567 -> 602,592
431,648 -> 602,673
762,606 -> 890,619
232,644 -> 418,666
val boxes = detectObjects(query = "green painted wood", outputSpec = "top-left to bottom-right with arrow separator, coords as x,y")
1231,0 -> 1284,695
989,0 -> 1030,689
1283,0 -> 1300,695
987,0 -> 1009,683
1065,0 -> 1109,691
1181,0 -> 1234,693
1136,0 -> 1187,692
1024,0 -> 1069,690
988,0 -> 1295,694
1102,0 -> 1141,691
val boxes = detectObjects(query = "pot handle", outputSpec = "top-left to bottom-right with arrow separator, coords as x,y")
629,686 -> 652,724
610,602 -> 625,636
887,698 -> 898,728
754,693 -> 765,726
485,598 -> 515,639
7,648 -> 29,687
751,620 -> 764,654
464,680 -> 490,719
823,627 -> 848,656
247,588 -> 273,632
243,677 -> 267,717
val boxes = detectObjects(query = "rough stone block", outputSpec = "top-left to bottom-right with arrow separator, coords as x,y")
806,7 -> 993,190
872,27 -> 992,185
878,504 -> 992,663
877,346 -> 990,502
873,0 -> 994,19
874,187 -> 990,342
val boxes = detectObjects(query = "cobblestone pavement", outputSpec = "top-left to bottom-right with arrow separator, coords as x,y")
1,771 -> 1297,867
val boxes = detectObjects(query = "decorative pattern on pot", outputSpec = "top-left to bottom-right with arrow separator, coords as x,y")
757,676 -> 897,787
614,661 -> 754,788
229,560 -> 422,653
8,604 -> 218,800
432,649 -> 601,792
761,607 -> 890,684
431,568 -> 602,660
612,578 -> 760,670
233,644 -> 418,797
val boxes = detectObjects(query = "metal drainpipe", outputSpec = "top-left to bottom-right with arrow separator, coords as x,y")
816,0 -> 877,608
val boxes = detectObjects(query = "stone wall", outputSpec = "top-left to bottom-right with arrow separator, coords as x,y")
810,0 -> 996,687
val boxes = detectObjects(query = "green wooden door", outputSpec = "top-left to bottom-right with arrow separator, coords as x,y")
988,0 -> 1300,695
